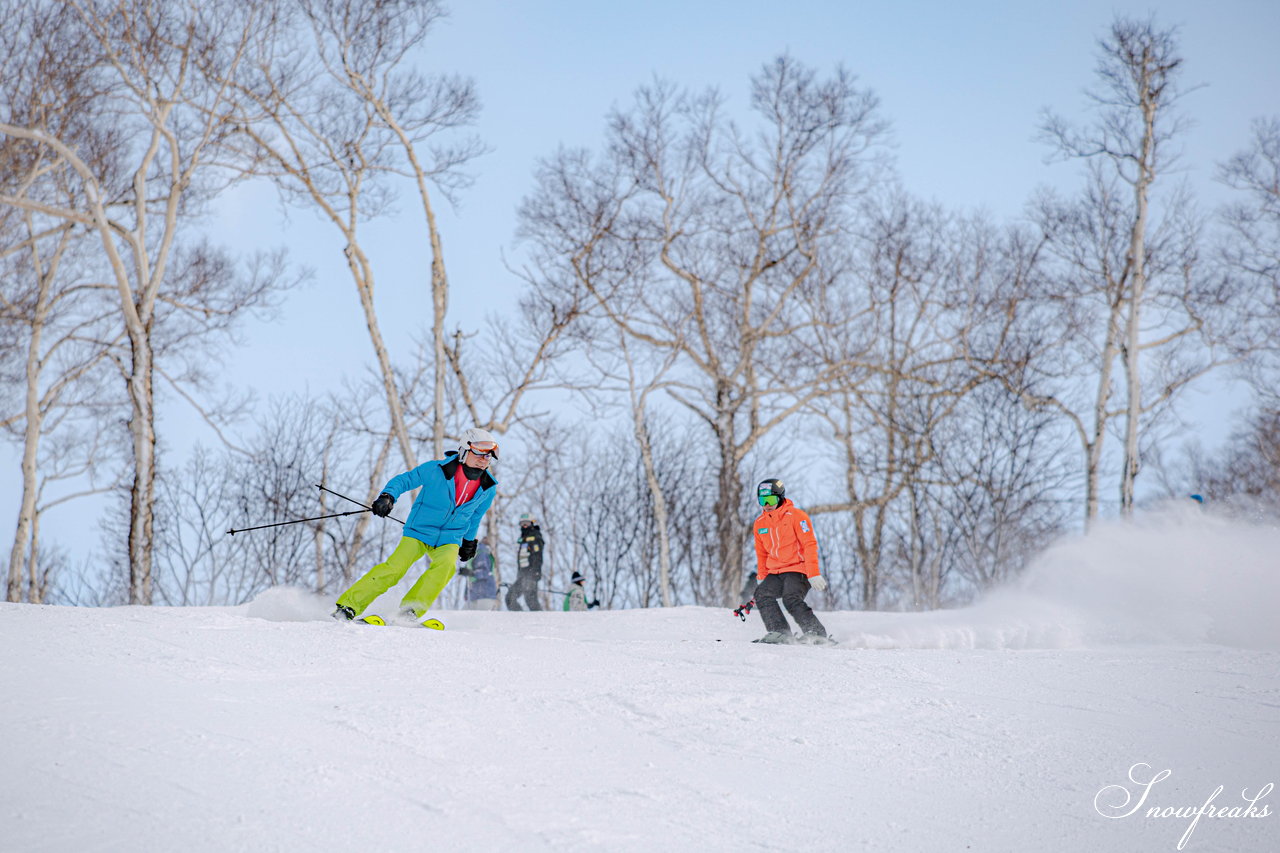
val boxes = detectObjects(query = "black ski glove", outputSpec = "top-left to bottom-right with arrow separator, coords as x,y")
589,599 -> 601,609
458,538 -> 477,562
371,492 -> 394,517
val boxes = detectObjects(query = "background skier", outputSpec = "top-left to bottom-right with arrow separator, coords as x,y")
331,428 -> 500,622
458,540 -> 499,610
506,512 -> 544,611
563,571 -> 601,611
750,478 -> 832,644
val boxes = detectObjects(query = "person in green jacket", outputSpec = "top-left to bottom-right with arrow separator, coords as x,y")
562,571 -> 601,612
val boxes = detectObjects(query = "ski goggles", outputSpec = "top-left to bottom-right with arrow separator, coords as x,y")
758,494 -> 780,507
467,440 -> 499,460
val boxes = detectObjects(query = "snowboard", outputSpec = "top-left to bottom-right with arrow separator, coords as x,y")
800,634 -> 838,647
752,632 -> 838,646
357,614 -> 445,630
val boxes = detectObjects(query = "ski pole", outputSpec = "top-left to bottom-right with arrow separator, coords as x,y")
227,509 -> 369,536
733,599 -> 755,621
315,483 -> 405,524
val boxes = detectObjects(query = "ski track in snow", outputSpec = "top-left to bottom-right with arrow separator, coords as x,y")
2,507 -> 1278,852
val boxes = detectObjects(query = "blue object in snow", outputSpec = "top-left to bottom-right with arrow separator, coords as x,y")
465,542 -> 498,600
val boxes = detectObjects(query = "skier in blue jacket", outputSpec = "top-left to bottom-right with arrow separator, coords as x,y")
332,427 -> 500,622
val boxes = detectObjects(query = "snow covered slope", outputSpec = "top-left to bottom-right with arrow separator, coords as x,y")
3,508 -> 1278,852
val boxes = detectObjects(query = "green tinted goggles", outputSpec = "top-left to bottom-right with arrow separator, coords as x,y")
758,494 -> 780,507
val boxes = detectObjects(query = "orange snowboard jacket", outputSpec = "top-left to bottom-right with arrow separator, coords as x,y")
752,498 -> 820,581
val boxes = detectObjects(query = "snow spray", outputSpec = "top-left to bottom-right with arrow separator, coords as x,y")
831,502 -> 1280,650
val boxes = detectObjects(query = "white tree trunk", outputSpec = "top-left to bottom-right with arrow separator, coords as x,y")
631,402 -> 674,607
713,413 -> 745,607
385,113 -> 450,459
26,510 -> 42,603
1120,97 -> 1157,518
1086,316 -> 1122,529
345,241 -> 416,470
125,333 -> 157,604
7,295 -> 45,602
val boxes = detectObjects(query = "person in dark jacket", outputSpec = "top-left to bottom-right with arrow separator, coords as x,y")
506,512 -> 544,611
332,427 -> 499,622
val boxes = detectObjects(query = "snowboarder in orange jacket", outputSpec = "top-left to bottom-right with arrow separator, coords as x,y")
750,478 -> 832,645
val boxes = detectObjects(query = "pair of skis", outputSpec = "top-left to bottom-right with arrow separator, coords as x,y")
355,614 -> 445,630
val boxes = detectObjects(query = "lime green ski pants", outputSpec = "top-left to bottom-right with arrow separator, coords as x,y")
336,536 -> 459,617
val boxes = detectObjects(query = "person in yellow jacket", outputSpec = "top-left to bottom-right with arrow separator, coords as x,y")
750,478 -> 833,645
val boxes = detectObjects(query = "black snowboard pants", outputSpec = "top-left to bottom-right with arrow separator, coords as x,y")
755,571 -> 827,637
505,570 -> 542,611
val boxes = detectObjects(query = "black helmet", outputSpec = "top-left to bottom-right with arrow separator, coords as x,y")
757,478 -> 785,506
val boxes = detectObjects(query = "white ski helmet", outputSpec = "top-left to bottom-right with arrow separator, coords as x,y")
458,426 -> 499,461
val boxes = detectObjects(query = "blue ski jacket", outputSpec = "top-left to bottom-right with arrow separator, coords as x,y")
382,452 -> 498,548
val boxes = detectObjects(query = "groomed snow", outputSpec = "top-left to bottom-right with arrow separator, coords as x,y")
3,506 -> 1277,852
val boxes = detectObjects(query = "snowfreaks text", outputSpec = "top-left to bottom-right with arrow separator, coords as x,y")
1093,762 -> 1273,850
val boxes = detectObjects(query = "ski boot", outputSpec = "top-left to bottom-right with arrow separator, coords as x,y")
753,631 -> 796,644
331,604 -> 356,621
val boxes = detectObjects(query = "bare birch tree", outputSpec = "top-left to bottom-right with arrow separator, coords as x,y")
1,0 -> 290,602
1040,17 -> 1228,518
1220,117 -> 1280,405
804,193 -> 947,609
926,381 -> 1073,598
1012,176 -> 1133,526
0,0 -> 125,601
228,0 -> 482,468
804,194 -> 1042,608
518,156 -> 682,606
618,336 -> 681,607
324,0 -> 484,461
0,212 -> 123,602
521,57 -> 891,603
423,290 -> 592,555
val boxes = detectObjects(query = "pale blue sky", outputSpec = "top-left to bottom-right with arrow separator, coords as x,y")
212,0 -> 1280,402
6,1 -> 1279,570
